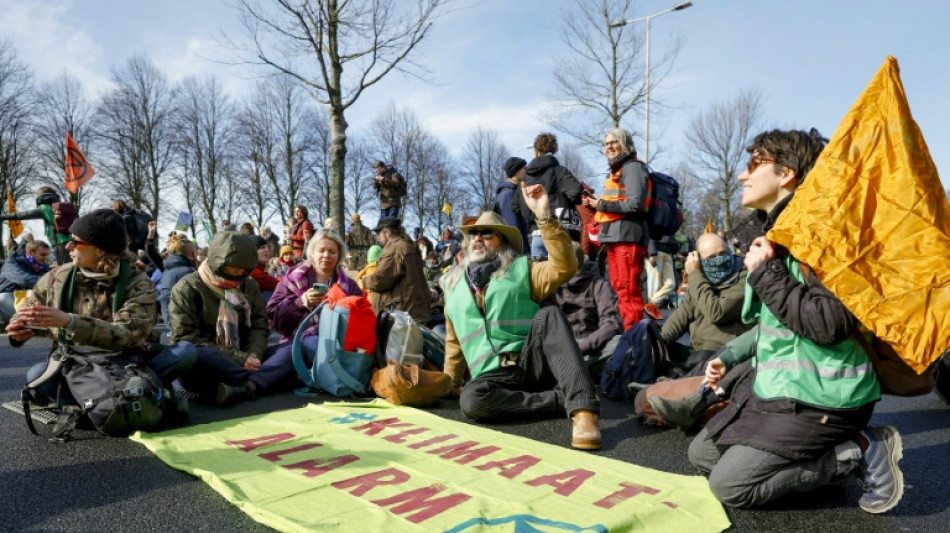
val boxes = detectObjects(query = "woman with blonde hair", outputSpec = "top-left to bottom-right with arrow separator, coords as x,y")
144,221 -> 198,327
267,228 -> 362,349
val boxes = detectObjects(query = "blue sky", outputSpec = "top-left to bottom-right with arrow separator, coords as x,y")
2,0 -> 948,236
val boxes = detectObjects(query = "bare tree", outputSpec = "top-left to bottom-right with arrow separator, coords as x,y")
229,0 -> 450,235
408,134 -> 452,235
241,76 -> 324,228
344,137 -> 375,220
177,75 -> 237,233
33,72 -> 98,207
0,41 -> 37,258
682,89 -> 762,233
94,55 -> 178,219
459,126 -> 508,213
559,142 -> 598,189
370,103 -> 428,226
545,0 -> 681,152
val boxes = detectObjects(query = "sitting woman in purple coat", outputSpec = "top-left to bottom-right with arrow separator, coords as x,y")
266,228 -> 363,358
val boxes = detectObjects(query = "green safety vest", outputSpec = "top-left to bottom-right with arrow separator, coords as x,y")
446,257 -> 539,379
741,256 -> 881,409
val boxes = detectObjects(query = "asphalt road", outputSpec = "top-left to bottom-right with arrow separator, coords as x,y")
2,336 -> 948,532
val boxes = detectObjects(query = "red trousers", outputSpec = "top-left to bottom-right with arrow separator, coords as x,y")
606,242 -> 646,330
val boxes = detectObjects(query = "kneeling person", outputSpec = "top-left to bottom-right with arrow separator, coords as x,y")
442,183 -> 601,450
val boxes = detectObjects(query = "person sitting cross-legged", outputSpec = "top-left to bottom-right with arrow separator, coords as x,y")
169,231 -> 294,406
442,183 -> 601,450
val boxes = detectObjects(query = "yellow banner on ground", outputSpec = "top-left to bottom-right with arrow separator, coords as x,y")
132,401 -> 729,532
768,56 -> 950,373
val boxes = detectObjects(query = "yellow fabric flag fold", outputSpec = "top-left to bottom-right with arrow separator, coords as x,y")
768,56 -> 949,373
442,202 -> 452,215
6,191 -> 23,239
704,217 -> 714,234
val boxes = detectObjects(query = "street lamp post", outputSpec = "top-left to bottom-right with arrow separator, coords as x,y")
609,1 -> 692,163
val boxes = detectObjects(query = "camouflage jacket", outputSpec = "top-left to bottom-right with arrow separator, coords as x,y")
23,261 -> 158,351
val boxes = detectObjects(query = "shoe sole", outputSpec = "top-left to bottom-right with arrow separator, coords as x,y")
571,439 -> 602,451
862,426 -> 904,514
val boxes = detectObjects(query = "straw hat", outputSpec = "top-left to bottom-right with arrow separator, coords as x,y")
460,211 -> 524,254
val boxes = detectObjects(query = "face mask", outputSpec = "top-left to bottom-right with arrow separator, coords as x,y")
700,253 -> 737,285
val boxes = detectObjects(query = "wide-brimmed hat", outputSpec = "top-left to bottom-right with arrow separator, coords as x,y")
460,211 -> 524,254
373,217 -> 403,233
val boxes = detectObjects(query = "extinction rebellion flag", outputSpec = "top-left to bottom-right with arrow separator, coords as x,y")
64,132 -> 95,194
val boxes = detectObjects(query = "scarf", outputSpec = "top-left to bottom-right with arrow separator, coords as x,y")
25,254 -> 49,274
700,254 -> 740,285
79,261 -> 121,280
198,260 -> 251,350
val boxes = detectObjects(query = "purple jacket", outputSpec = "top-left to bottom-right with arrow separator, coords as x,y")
266,262 -> 363,342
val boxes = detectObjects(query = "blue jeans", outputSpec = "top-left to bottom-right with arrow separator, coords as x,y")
530,232 -> 547,260
380,205 -> 401,219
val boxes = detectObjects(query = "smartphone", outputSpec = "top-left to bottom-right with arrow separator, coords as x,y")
312,283 -> 328,295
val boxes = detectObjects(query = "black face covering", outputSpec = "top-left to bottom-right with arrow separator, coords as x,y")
466,259 -> 501,290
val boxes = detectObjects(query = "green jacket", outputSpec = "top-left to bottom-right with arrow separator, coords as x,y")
660,267 -> 752,352
168,232 -> 268,364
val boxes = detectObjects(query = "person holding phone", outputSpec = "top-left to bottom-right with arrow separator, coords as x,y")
267,228 -> 362,356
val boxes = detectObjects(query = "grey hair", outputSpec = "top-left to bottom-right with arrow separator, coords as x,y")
441,236 -> 520,291
306,228 -> 349,271
605,127 -> 636,157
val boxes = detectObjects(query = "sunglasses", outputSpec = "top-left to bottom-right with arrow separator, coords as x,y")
67,237 -> 93,249
467,229 -> 496,240
747,155 -> 777,174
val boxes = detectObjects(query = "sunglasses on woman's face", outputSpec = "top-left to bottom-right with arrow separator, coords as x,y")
746,155 -> 777,174
467,229 -> 496,240
67,237 -> 93,249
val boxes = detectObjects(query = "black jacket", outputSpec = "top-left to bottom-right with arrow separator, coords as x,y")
514,155 -> 583,240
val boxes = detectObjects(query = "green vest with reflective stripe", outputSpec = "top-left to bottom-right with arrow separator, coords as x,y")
741,256 -> 881,408
446,257 -> 539,379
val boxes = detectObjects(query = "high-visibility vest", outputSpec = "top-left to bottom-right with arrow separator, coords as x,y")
445,257 -> 539,379
742,257 -> 881,408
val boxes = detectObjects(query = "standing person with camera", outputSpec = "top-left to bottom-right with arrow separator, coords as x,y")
267,229 -> 362,358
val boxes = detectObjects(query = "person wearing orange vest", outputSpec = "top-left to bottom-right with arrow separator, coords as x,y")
585,128 -> 650,330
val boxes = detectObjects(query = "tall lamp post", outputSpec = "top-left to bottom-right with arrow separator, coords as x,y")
609,1 -> 692,163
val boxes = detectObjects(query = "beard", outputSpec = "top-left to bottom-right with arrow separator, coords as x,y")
468,244 -> 498,263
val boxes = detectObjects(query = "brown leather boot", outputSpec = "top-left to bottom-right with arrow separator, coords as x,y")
571,410 -> 602,450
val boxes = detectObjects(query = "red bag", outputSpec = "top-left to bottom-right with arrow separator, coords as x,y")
325,284 -> 376,354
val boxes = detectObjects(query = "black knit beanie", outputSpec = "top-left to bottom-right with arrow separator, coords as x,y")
69,208 -> 129,255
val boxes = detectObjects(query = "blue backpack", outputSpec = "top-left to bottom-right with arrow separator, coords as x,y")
645,167 -> 683,239
292,301 -> 375,397
601,318 -> 670,402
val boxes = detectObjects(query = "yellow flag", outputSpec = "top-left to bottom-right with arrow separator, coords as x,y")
6,191 -> 23,239
704,217 -> 714,234
769,56 -> 949,373
442,202 -> 452,215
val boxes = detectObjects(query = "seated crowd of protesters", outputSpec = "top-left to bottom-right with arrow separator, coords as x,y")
2,127 -> 909,516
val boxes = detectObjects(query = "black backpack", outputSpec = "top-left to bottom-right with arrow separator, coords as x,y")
601,318 -> 670,402
20,261 -> 172,440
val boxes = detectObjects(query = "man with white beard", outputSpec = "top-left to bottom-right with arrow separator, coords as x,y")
441,183 -> 601,450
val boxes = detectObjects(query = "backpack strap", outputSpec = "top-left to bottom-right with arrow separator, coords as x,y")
291,304 -> 324,388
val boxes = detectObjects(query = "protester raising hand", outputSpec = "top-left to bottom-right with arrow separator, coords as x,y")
521,182 -> 552,220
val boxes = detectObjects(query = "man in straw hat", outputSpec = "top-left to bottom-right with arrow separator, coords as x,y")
441,183 -> 600,450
